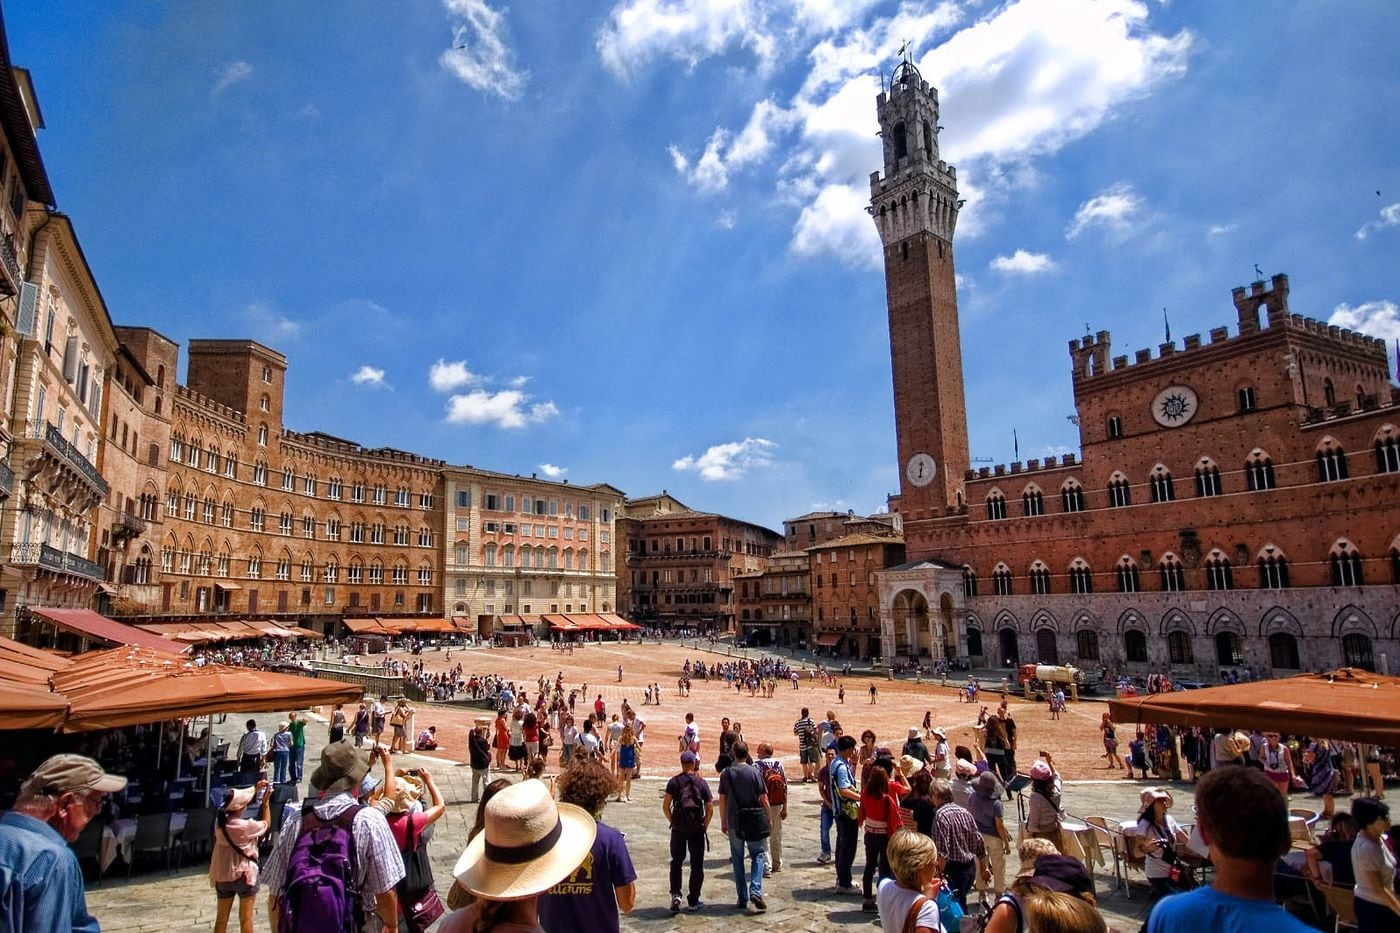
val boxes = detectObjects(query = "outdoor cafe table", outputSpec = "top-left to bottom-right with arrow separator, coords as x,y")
100,812 -> 187,873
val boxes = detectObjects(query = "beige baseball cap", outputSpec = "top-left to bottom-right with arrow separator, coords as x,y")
22,754 -> 127,796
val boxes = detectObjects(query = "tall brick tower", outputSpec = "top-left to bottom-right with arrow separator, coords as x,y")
870,59 -> 970,516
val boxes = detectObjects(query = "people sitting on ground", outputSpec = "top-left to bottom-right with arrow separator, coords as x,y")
415,726 -> 439,751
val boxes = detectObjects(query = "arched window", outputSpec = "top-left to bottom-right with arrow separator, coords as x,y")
1330,542 -> 1364,586
1376,428 -> 1400,473
1076,630 -> 1100,662
1215,632 -> 1244,667
1343,633 -> 1374,671
986,491 -> 1007,521
921,120 -> 934,159
1107,415 -> 1123,439
1036,628 -> 1058,665
1246,452 -> 1276,491
1060,481 -> 1085,513
1149,466 -> 1175,503
1068,559 -> 1093,594
1258,550 -> 1290,589
1022,487 -> 1044,517
1237,386 -> 1257,412
892,121 -> 908,161
1115,557 -> 1140,593
1167,631 -> 1194,665
992,564 -> 1013,596
1269,633 -> 1300,670
962,567 -> 977,597
1324,378 -> 1336,407
1159,555 -> 1186,592
1204,553 -> 1234,591
1195,459 -> 1222,497
1124,630 -> 1148,663
1028,561 -> 1051,596
1317,438 -> 1349,482
1108,474 -> 1131,508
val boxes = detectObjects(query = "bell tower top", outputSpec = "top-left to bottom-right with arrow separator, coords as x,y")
869,59 -> 960,245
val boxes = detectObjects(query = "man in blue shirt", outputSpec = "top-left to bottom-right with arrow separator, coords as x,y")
1146,765 -> 1315,933
0,754 -> 127,932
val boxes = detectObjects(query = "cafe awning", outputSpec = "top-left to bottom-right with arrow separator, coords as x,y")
378,616 -> 457,634
598,613 -> 642,631
814,633 -> 842,647
29,607 -> 187,654
343,618 -> 386,634
213,581 -> 241,591
498,615 -> 540,629
52,647 -> 363,732
0,635 -> 72,684
0,681 -> 68,730
1108,668 -> 1400,745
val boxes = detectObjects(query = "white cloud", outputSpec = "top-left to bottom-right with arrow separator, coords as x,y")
620,0 -> 1192,265
538,463 -> 568,478
989,248 -> 1057,274
1066,182 -> 1144,239
507,375 -> 530,388
439,0 -> 526,99
716,209 -> 737,229
597,0 -> 777,78
1355,202 -> 1400,240
244,302 -> 302,341
1207,223 -> 1236,237
673,437 -> 777,481
671,99 -> 794,192
350,365 -> 386,387
428,359 -> 481,392
213,60 -> 252,95
1329,300 -> 1400,343
444,389 -> 558,429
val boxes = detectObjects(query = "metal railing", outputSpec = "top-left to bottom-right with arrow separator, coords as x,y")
39,423 -> 109,497
112,512 -> 148,538
0,234 -> 18,295
9,543 -> 107,581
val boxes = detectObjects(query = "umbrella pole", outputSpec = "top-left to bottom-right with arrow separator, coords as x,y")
155,721 -> 163,772
205,714 -> 215,803
174,722 -> 184,781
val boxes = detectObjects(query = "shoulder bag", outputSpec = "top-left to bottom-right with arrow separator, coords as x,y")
396,817 -> 445,933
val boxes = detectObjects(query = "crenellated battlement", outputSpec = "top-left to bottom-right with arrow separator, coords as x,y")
281,428 -> 445,468
965,453 -> 1079,484
173,384 -> 247,425
1069,273 -> 1389,384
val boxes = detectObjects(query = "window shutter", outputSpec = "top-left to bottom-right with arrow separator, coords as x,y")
15,281 -> 36,335
62,336 -> 79,382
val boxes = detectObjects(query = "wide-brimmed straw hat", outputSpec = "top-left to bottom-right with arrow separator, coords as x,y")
1028,759 -> 1054,781
898,755 -> 922,777
1140,786 -> 1173,809
453,777 -> 596,901
223,785 -> 257,812
954,759 -> 977,778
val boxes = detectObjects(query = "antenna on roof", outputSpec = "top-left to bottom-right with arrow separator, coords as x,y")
1253,262 -> 1263,282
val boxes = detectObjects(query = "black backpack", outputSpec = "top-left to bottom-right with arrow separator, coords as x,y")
674,773 -> 707,831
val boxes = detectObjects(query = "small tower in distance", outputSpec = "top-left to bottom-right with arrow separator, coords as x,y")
870,57 -> 970,516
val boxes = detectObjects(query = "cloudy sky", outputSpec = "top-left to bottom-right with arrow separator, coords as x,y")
10,1 -> 1398,530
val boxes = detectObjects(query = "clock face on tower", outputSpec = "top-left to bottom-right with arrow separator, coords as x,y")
906,453 -> 937,487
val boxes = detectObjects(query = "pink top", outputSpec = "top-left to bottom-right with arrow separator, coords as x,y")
209,815 -> 268,887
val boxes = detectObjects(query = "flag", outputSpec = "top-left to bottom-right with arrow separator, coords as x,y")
1164,307 -> 1171,343
1013,428 -> 1019,461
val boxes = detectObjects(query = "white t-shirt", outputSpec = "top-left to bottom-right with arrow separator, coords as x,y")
1136,814 -> 1183,880
1352,833 -> 1397,906
876,878 -> 943,933
684,723 -> 699,748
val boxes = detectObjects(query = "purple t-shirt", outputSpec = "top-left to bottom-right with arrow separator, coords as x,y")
537,821 -> 636,933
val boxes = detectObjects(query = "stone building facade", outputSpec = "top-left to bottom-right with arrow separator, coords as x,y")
441,466 -> 623,636
734,549 -> 812,648
619,493 -> 782,633
872,63 -> 1400,679
810,534 -> 906,659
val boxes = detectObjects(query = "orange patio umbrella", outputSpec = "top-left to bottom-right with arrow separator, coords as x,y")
0,680 -> 68,730
1108,668 -> 1400,745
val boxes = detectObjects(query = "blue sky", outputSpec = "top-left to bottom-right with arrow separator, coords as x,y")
9,0 -> 1399,531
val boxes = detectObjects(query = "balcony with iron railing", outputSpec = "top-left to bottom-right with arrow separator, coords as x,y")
9,542 -> 106,582
36,423 -> 108,498
0,233 -> 18,296
111,511 -> 148,540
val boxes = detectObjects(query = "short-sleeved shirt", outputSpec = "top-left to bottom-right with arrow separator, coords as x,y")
288,719 -> 306,748
537,821 -> 636,933
1146,885 -> 1315,933
831,757 -> 857,817
718,762 -> 766,828
665,771 -> 714,829
1352,833 -> 1396,905
261,792 -> 406,931
794,718 -> 818,750
1136,815 -> 1183,879
0,810 -> 100,933
1317,837 -> 1356,886
876,877 -> 943,933
968,790 -> 1004,837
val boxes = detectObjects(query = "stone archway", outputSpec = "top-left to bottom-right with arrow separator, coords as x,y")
892,589 -> 930,659
938,592 -> 957,660
999,628 -> 1020,667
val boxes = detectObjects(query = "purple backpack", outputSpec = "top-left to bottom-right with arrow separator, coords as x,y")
278,802 -> 363,932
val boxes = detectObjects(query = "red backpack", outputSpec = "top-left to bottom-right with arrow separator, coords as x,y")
763,767 -> 787,806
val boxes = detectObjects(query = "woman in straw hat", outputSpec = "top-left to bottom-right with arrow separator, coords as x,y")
441,777 -> 597,932
210,779 -> 272,933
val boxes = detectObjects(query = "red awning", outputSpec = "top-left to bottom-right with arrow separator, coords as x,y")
378,617 -> 457,634
343,618 -> 386,634
29,607 -> 187,654
814,633 -> 842,647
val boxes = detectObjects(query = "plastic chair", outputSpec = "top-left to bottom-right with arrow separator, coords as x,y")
1084,816 -> 1129,894
127,812 -> 175,878
1316,881 -> 1358,932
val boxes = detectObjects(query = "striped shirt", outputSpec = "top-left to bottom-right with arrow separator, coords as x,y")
261,792 -> 406,932
793,717 -> 817,750
933,802 -> 987,864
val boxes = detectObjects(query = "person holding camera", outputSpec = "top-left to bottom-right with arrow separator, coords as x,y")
1134,787 -> 1192,900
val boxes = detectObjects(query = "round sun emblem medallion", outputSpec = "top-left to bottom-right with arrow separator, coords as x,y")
1151,385 -> 1199,428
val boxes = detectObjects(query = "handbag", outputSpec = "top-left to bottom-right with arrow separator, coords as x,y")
934,882 -> 964,932
737,806 -> 770,841
397,817 -> 444,933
